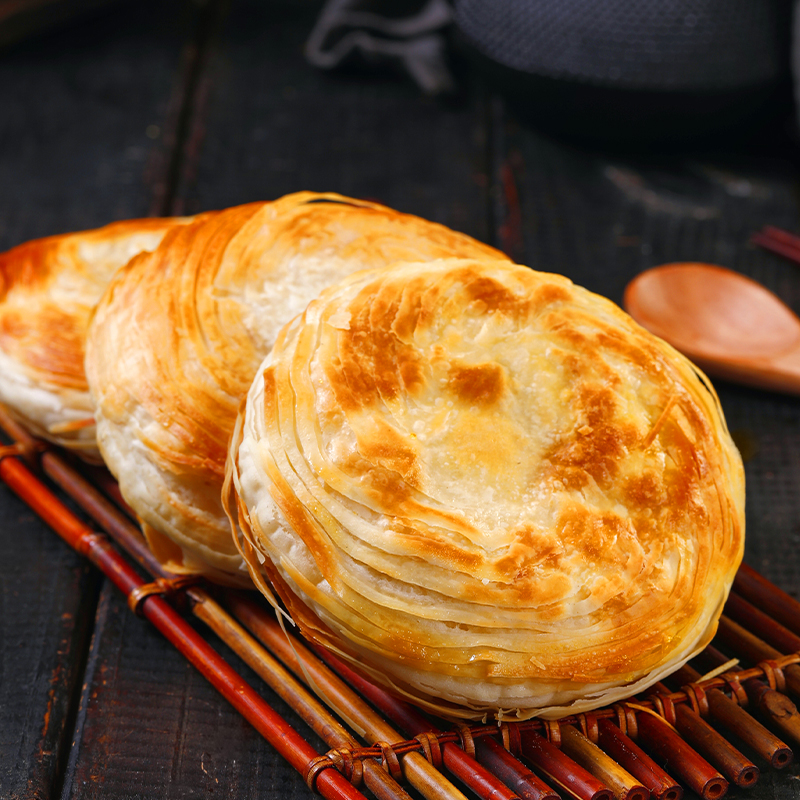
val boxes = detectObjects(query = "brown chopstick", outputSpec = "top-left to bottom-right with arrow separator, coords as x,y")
751,226 -> 800,265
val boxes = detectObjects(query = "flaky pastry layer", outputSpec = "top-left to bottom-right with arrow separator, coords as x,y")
0,217 -> 195,457
86,193 -> 505,584
227,258 -> 745,719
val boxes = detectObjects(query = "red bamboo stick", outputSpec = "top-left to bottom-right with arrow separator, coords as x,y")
733,563 -> 800,637
519,730 -> 613,800
0,404 -> 40,467
595,719 -> 682,800
475,738 -> 561,800
190,595 -> 413,800
635,711 -> 728,800
705,688 -> 792,770
691,642 -> 800,746
716,615 -> 783,662
309,645 -> 531,800
0,453 -> 365,800
724,592 -> 800,655
760,225 -> 800,248
559,725 -> 648,800
674,703 -> 760,785
715,616 -> 800,698
226,592 -> 469,800
43,450 -> 163,577
646,680 -> 759,784
742,678 -> 800,747
671,664 -> 790,773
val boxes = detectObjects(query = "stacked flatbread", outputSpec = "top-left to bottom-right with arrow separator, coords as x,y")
1,194 -> 745,720
0,217 -> 195,458
85,192 -> 505,586
226,258 -> 745,720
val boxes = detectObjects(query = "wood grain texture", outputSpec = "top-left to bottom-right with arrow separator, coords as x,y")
61,582 -> 320,800
0,2 -> 200,798
0,479 -> 100,799
169,0 -> 492,245
0,0 -> 198,250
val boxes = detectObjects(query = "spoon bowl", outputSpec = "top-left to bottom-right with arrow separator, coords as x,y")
624,263 -> 800,396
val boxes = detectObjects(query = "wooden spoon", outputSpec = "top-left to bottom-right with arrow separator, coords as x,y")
624,262 -> 800,396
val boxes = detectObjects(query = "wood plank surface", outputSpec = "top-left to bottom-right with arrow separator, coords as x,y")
60,581 -> 322,800
0,0 -> 197,246
170,0 -> 491,241
0,484 -> 99,799
1,0 -> 800,798
0,2 -> 202,797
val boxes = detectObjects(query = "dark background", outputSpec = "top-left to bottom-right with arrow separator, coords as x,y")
1,1 -> 800,798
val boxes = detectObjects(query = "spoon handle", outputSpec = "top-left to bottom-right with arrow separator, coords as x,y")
695,346 -> 800,397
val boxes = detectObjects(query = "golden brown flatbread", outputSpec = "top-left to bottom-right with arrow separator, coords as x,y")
86,193 -> 506,585
226,257 -> 745,719
0,217 -> 196,458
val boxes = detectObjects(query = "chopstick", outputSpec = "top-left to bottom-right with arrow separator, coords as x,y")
751,225 -> 800,265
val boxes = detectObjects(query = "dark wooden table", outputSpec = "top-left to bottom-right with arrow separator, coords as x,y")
2,2 -> 800,798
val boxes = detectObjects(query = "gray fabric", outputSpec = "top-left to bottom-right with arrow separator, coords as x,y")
454,0 -> 786,91
305,0 -> 455,95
